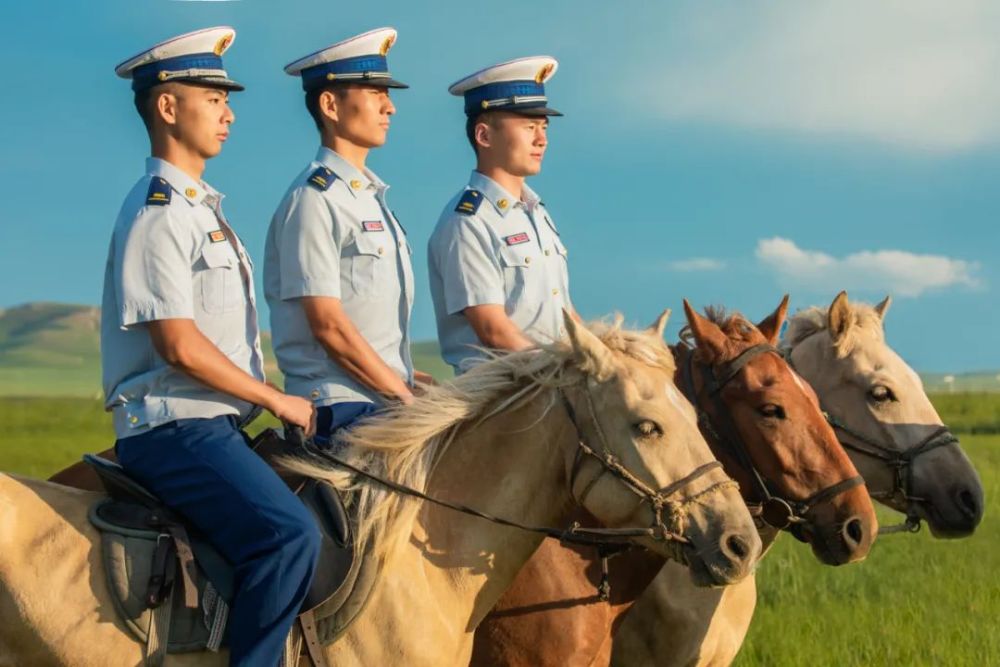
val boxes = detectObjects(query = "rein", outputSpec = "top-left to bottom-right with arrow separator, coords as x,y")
781,340 -> 958,535
676,342 -> 865,532
296,375 -> 735,587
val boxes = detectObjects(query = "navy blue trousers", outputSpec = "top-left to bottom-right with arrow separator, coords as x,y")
116,416 -> 321,667
314,401 -> 379,446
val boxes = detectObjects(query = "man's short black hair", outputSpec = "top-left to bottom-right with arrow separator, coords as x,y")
133,88 -> 156,132
305,85 -> 348,132
466,112 -> 491,156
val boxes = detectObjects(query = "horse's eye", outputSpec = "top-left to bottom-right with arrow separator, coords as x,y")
758,404 -> 786,419
869,385 -> 895,403
634,420 -> 663,438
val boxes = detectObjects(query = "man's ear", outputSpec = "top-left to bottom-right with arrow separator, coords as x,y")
319,89 -> 340,124
474,120 -> 491,151
155,88 -> 179,126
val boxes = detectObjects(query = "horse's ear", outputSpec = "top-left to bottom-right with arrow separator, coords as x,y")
683,300 -> 729,363
756,294 -> 789,346
874,295 -> 892,321
828,291 -> 853,343
563,310 -> 614,381
646,309 -> 671,341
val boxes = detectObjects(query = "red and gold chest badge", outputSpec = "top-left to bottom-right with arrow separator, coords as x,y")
504,232 -> 530,246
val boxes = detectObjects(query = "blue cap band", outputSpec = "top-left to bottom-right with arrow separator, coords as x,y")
463,80 -> 546,115
131,53 -> 225,91
300,54 -> 391,90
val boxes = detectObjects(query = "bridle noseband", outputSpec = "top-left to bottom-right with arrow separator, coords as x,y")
677,342 -> 865,532
561,384 -> 737,555
782,343 -> 959,534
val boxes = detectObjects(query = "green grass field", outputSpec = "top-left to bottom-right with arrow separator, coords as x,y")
0,394 -> 996,665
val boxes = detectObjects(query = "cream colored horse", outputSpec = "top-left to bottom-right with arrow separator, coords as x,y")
0,313 -> 761,667
610,292 -> 985,667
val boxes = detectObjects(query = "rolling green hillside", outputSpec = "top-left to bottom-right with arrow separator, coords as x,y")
0,302 -> 994,397
0,302 -> 451,397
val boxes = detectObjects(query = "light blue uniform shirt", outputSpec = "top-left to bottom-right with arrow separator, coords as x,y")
263,147 -> 414,406
428,171 -> 572,373
101,158 -> 265,439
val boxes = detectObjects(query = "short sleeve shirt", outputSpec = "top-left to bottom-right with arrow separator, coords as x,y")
263,147 -> 414,406
101,158 -> 265,438
427,171 -> 572,373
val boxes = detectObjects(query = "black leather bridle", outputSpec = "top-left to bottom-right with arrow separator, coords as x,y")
781,343 -> 958,534
676,342 -> 865,532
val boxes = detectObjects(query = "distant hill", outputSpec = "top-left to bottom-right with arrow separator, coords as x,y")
0,303 -> 451,397
0,302 -> 995,397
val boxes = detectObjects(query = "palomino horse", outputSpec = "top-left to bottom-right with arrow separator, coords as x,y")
471,297 -> 876,667
609,292 -> 985,667
0,312 -> 761,666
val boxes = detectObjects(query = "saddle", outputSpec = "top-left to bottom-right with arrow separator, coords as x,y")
84,429 -> 379,667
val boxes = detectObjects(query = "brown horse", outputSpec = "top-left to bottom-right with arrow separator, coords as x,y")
470,297 -> 877,667
609,292 -> 986,667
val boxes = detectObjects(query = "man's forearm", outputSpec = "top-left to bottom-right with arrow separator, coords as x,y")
463,304 -> 535,352
150,321 -> 280,410
298,296 -> 412,400
478,323 -> 534,351
312,322 -> 412,399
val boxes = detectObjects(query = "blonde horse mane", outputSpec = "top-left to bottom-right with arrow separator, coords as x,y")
284,318 -> 676,564
780,301 -> 885,357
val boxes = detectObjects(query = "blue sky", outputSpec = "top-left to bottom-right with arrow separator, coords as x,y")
0,1 -> 997,372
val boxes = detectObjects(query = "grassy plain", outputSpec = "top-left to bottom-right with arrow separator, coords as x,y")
0,393 -> 996,666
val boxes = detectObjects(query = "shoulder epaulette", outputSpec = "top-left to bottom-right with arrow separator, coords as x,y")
454,189 -> 484,215
145,177 -> 172,206
307,167 -> 335,191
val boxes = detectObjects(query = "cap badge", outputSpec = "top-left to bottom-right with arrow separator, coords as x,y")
535,63 -> 554,83
379,35 -> 396,56
214,33 -> 234,56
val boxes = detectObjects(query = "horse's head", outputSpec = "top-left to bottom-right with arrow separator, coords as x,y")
561,310 -> 761,587
784,291 -> 984,538
681,297 -> 877,565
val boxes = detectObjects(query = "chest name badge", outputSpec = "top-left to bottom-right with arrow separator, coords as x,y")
505,232 -> 530,246
362,221 -> 385,232
208,230 -> 227,244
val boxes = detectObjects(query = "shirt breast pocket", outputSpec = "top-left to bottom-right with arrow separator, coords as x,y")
499,243 -> 538,310
198,244 -> 244,314
346,234 -> 390,299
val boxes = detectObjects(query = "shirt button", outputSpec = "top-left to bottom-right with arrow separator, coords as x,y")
544,249 -> 551,256
524,256 -> 531,264
310,390 -> 320,399
378,246 -> 385,255
128,415 -> 138,424
350,179 -> 362,190
552,288 -> 560,296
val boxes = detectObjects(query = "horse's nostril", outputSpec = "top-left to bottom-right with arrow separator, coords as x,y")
957,489 -> 980,518
724,534 -> 751,561
843,518 -> 864,548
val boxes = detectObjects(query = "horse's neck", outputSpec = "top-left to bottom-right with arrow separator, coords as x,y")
344,393 -> 577,664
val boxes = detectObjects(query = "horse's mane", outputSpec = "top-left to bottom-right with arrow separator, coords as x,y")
285,317 -> 674,564
780,302 -> 885,357
679,306 -> 766,361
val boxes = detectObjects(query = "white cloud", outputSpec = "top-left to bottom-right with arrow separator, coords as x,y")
756,237 -> 980,297
636,1 -> 1000,151
666,258 -> 727,272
